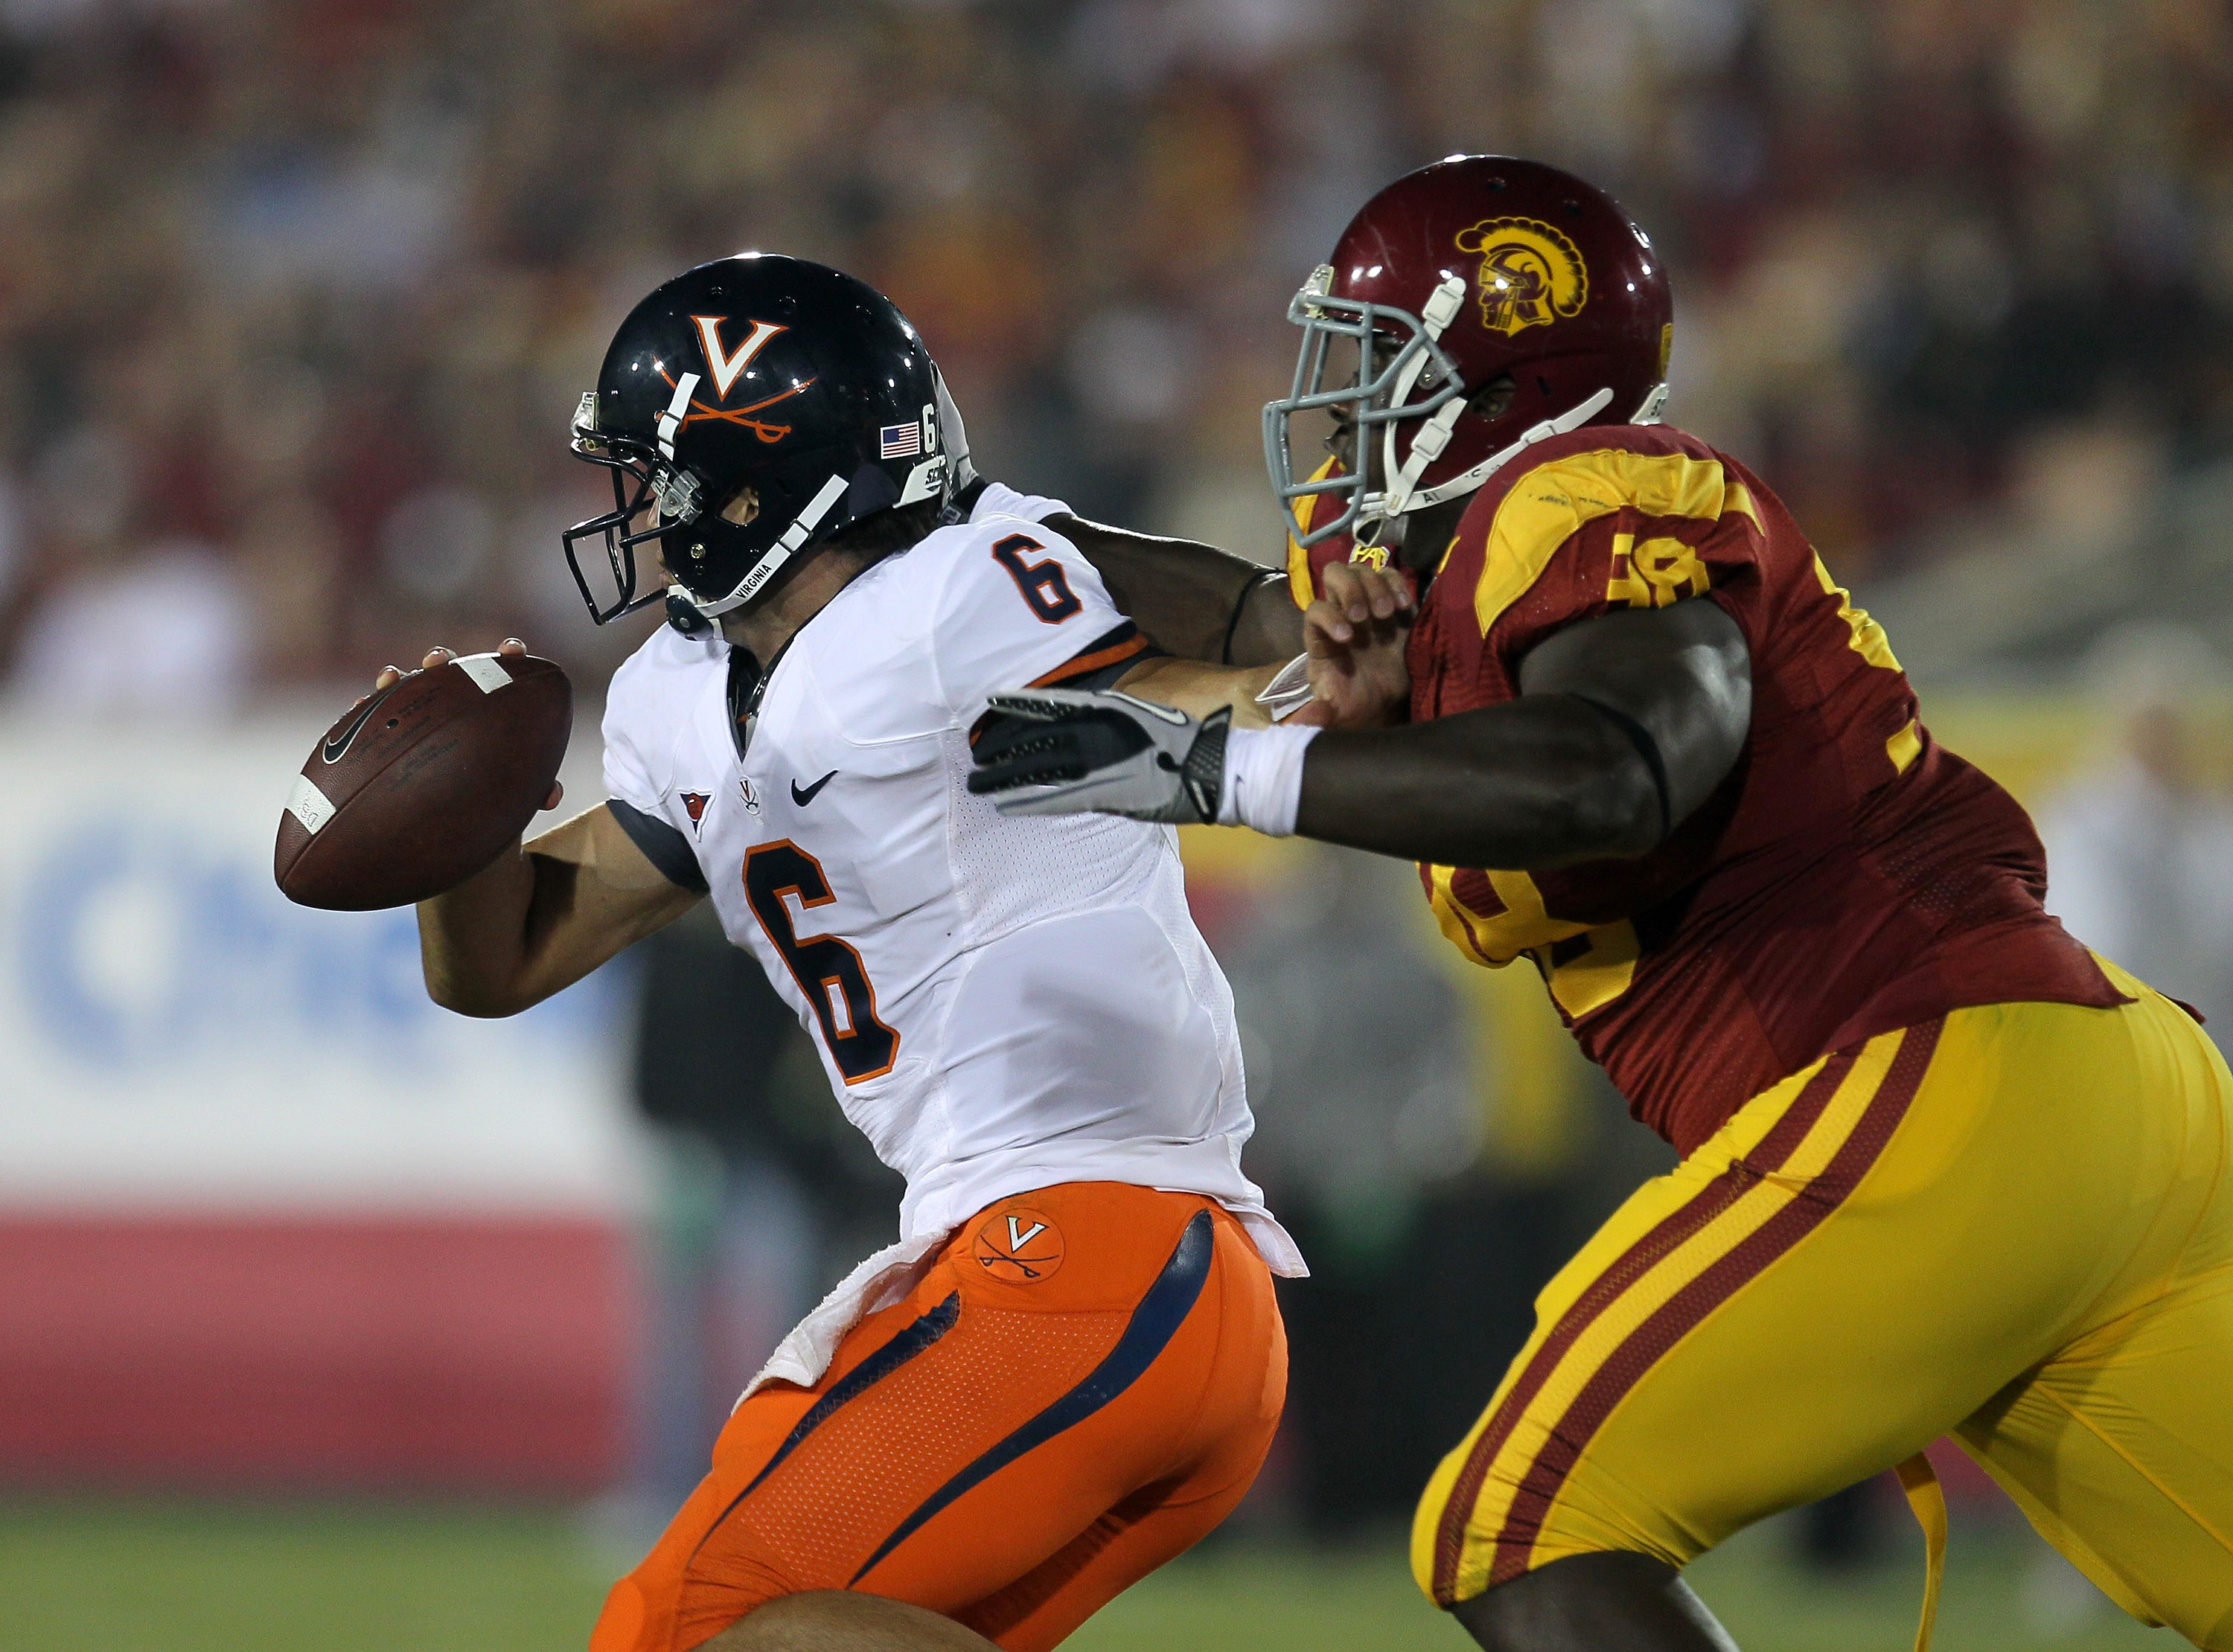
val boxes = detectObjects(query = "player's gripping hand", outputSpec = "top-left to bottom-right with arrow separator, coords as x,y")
1296,560 -> 1414,729
365,638 -> 563,812
967,688 -> 1232,823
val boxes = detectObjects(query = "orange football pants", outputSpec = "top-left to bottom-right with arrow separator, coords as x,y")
591,1181 -> 1287,1652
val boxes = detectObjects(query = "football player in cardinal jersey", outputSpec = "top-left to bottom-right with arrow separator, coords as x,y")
970,158 -> 2233,1650
402,254 -> 1318,1652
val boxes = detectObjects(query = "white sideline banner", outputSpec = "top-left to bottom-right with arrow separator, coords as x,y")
0,708 -> 644,1213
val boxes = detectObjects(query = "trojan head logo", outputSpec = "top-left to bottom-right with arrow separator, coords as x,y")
658,316 -> 814,447
678,791 -> 710,833
1453,218 -> 1590,336
971,1208 -> 1065,1283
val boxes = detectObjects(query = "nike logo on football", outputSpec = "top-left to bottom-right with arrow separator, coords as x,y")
790,770 -> 838,807
321,684 -> 398,764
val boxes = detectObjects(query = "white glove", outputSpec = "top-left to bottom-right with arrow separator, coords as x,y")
965,688 -> 1230,824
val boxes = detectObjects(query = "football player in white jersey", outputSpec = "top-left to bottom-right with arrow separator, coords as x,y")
396,255 -> 1322,1652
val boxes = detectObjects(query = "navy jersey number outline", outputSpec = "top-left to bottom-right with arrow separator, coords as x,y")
743,840 -> 900,1083
991,534 -> 1083,624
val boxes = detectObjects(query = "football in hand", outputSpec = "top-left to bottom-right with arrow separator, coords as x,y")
275,652 -> 573,911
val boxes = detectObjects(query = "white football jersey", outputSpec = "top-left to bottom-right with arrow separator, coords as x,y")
602,485 -> 1302,1275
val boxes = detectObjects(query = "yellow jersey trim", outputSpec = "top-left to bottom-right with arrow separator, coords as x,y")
1286,455 -> 1341,608
1426,864 -> 1591,970
1887,717 -> 1923,775
1473,447 -> 1759,638
1812,552 -> 1901,672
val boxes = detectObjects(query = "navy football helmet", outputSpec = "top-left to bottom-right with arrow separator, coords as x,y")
564,254 -> 950,625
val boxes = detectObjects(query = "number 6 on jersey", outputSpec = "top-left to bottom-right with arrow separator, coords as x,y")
744,840 -> 900,1083
992,533 -> 1083,624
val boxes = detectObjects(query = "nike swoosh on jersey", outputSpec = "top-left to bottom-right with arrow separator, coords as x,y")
791,769 -> 839,806
321,683 -> 398,764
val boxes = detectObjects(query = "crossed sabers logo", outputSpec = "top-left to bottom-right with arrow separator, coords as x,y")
659,316 -> 815,445
971,1209 -> 1065,1282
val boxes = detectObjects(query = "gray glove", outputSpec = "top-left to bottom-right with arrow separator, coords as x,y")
966,688 -> 1230,823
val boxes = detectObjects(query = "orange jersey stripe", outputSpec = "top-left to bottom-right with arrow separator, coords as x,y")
1428,1021 -> 1943,1601
1027,631 -> 1150,688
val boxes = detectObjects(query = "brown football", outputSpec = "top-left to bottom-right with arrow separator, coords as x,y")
275,653 -> 573,911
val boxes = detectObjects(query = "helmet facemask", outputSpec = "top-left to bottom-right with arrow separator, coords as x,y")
1264,266 -> 1468,550
563,391 -> 705,624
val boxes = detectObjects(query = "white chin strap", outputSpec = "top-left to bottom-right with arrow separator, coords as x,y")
691,472 -> 849,620
1372,379 -> 1667,527
1377,278 -> 1467,520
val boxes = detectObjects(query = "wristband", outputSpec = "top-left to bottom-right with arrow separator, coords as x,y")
1217,724 -> 1320,836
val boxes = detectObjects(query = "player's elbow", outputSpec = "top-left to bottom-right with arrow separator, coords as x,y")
1561,760 -> 1665,862
423,967 -> 530,1019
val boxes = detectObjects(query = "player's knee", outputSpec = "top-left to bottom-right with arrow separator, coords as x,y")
1447,1552 -> 1733,1652
699,1589 -> 999,1651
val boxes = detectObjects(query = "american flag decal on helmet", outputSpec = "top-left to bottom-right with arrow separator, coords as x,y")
879,423 -> 922,458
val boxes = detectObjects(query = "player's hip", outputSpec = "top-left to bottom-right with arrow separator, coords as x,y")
597,1181 -> 1285,1651
1676,976 -> 2231,1335
1413,976 -> 2233,1604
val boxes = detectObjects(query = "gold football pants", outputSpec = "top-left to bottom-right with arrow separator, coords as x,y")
1414,959 -> 2233,1646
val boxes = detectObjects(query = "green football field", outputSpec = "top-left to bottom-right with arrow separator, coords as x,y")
0,1497 -> 2165,1652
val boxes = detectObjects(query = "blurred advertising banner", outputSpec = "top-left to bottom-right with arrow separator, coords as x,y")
0,709 -> 642,1493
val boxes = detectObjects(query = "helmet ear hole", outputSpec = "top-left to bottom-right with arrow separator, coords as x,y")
1468,373 -> 1518,423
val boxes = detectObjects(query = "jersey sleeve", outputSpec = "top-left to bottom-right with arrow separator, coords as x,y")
968,478 -> 1072,525
600,630 -> 715,893
601,650 -> 666,818
930,520 -> 1147,719
1460,435 -> 1767,679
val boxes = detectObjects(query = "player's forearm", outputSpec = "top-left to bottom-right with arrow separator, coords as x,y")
1226,572 -> 1307,665
1295,697 -> 1665,869
418,807 -> 694,1016
1113,656 -> 1282,727
1052,515 -> 1303,665
420,844 -> 563,1014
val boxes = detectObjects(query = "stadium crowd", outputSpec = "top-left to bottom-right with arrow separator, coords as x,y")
0,0 -> 2229,707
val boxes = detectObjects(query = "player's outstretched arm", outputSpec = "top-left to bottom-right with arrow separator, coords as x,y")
1049,513 -> 1303,666
394,643 -> 702,1018
969,598 -> 1746,867
1105,560 -> 1416,729
1107,655 -> 1284,727
1298,600 -> 1751,868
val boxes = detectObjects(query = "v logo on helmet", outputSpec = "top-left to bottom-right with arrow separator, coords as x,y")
1453,217 -> 1590,336
690,316 -> 787,398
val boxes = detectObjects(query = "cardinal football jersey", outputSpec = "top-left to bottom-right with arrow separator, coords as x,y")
1297,428 -> 2125,1156
602,484 -> 1302,1273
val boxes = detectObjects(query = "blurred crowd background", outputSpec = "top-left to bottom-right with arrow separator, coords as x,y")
8,0 -> 2233,702
5,0 -> 2232,1642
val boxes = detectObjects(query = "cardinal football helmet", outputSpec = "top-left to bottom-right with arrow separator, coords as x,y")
564,254 -> 950,625
1266,156 -> 1673,548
